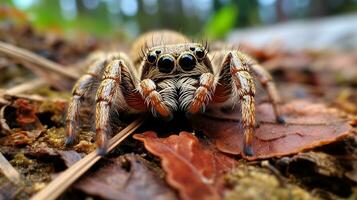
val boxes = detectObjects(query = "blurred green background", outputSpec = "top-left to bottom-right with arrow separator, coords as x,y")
1,0 -> 357,40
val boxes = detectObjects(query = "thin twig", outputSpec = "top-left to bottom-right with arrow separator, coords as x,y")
0,79 -> 48,105
5,79 -> 47,95
0,40 -> 79,80
0,152 -> 21,185
0,105 -> 11,134
20,61 -> 73,90
30,117 -> 145,200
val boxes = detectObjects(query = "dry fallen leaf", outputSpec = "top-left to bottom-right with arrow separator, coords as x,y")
134,131 -> 236,200
191,100 -> 354,160
0,130 -> 43,146
75,154 -> 178,200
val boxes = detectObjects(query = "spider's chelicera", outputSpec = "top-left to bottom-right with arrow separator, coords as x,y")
65,31 -> 285,156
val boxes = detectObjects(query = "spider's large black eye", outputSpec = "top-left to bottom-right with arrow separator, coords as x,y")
147,53 -> 157,64
179,53 -> 196,71
157,56 -> 175,73
195,48 -> 205,59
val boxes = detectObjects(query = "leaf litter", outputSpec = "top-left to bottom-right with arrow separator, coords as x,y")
0,20 -> 356,200
191,100 -> 354,160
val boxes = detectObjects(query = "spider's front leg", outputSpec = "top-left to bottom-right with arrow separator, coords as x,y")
94,54 -> 143,155
212,51 -> 257,156
211,50 -> 285,156
138,79 -> 173,120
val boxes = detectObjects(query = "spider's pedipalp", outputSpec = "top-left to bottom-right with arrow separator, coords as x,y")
177,77 -> 198,112
188,73 -> 216,114
139,79 -> 173,120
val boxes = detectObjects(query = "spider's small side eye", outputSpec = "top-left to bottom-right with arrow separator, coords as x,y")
147,52 -> 157,64
195,48 -> 205,59
157,56 -> 175,73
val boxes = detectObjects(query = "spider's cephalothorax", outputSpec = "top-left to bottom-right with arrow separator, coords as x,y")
65,30 -> 285,156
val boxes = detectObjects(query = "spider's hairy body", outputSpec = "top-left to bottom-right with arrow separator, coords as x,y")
66,30 -> 284,156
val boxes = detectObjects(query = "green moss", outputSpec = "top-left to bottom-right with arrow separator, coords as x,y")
38,100 -> 67,125
224,165 -> 319,200
32,86 -> 71,100
9,152 -> 54,199
41,127 -> 66,149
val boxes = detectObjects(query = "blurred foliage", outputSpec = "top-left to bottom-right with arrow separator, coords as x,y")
204,5 -> 238,39
1,0 -> 357,40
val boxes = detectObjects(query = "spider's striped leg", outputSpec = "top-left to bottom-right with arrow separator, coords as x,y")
65,54 -> 106,145
247,60 -> 285,123
95,55 -> 141,155
213,51 -> 257,156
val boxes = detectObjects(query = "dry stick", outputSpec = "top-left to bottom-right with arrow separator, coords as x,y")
21,61 -> 72,91
0,79 -> 48,105
5,79 -> 47,95
0,41 -> 79,80
0,152 -> 21,185
30,117 -> 145,200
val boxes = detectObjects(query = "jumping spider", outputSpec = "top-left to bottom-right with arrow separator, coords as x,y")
65,30 -> 285,156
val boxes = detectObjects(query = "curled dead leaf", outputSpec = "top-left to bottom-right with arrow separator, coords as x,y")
134,131 -> 236,200
191,100 -> 354,160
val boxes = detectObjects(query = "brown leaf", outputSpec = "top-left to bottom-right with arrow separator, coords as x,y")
14,99 -> 42,129
1,99 -> 44,132
0,130 -> 43,146
191,100 -> 354,160
56,150 -> 82,167
75,154 -> 178,200
134,131 -> 236,200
